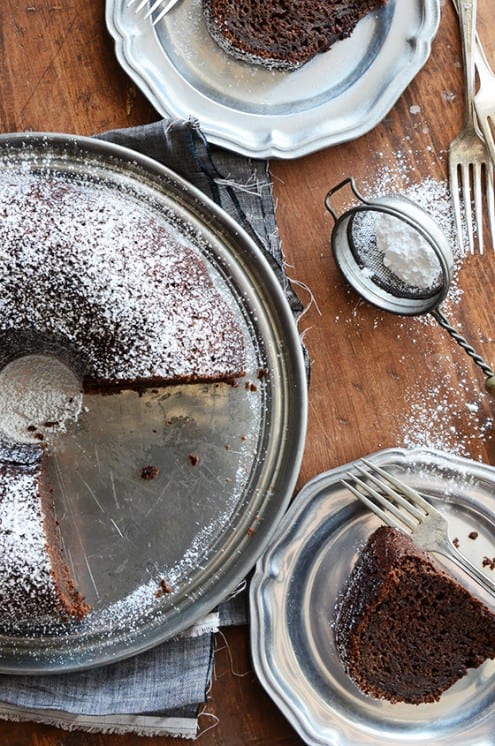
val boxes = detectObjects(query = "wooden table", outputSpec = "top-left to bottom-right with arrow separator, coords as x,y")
0,1 -> 494,744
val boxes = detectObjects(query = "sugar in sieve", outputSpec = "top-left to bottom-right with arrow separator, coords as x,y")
325,177 -> 495,397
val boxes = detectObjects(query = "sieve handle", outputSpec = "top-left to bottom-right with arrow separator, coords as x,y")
324,177 -> 370,222
431,308 -> 495,397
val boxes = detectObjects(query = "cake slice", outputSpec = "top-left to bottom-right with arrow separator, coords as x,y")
334,526 -> 495,704
0,455 -> 90,625
202,0 -> 388,71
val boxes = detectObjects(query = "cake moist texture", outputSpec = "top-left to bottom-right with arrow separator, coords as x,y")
202,0 -> 388,71
0,172 -> 248,625
334,526 -> 495,704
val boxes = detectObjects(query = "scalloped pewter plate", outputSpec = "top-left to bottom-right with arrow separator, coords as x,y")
250,447 -> 495,746
0,132 -> 307,673
105,0 -> 440,159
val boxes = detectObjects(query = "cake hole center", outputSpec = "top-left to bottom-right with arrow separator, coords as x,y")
0,354 -> 83,444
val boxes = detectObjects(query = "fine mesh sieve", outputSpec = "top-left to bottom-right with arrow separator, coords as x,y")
325,177 -> 495,397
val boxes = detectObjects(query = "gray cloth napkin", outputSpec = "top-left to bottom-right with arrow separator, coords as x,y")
0,118 -> 302,738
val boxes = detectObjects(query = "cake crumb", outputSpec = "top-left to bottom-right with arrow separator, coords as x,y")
482,556 -> 495,570
453,537 -> 460,548
155,578 -> 173,597
141,465 -> 160,480
188,454 -> 200,466
468,531 -> 479,540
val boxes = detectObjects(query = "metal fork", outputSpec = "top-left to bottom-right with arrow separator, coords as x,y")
448,0 -> 494,255
128,0 -> 181,24
342,458 -> 495,596
473,37 -> 495,175
451,0 -> 495,251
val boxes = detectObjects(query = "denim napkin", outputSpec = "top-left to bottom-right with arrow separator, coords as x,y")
0,118 -> 302,738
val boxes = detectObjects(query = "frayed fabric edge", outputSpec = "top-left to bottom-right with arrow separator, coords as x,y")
0,703 -> 198,739
182,611 -> 219,639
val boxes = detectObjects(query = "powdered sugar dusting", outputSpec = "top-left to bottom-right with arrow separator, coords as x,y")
0,160 -> 263,640
0,173 -> 246,383
0,462 -> 60,621
0,148 -> 278,663
0,355 -> 83,445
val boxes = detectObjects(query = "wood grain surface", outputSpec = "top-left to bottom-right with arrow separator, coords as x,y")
0,1 -> 493,744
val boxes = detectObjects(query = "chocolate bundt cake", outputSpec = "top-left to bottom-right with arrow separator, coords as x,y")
0,177 -> 245,387
335,526 -> 495,704
0,455 -> 90,623
0,172 -> 247,624
202,0 -> 388,71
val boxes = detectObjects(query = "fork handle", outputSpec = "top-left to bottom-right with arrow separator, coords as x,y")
451,0 -> 491,75
455,0 -> 478,129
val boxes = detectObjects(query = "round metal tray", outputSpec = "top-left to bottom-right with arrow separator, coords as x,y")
0,132 -> 307,672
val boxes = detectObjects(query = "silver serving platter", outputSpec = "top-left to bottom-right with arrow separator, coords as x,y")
105,0 -> 440,159
0,132 -> 307,673
250,448 -> 495,746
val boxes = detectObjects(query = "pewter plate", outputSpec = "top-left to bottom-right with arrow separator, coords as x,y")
0,132 -> 307,673
250,448 -> 495,746
105,0 -> 440,158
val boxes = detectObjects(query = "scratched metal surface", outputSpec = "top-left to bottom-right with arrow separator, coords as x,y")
0,133 -> 307,672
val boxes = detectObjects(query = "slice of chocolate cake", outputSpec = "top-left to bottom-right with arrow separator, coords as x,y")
202,0 -> 388,71
334,526 -> 495,704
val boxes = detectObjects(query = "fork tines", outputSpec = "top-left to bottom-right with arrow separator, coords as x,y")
343,459 -> 495,596
449,150 -> 495,255
342,459 -> 428,534
128,0 -> 179,23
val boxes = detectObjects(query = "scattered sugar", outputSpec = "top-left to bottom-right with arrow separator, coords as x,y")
400,378 -> 494,456
442,90 -> 457,103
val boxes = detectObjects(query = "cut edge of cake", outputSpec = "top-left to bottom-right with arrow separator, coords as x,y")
0,453 -> 91,626
202,0 -> 389,71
